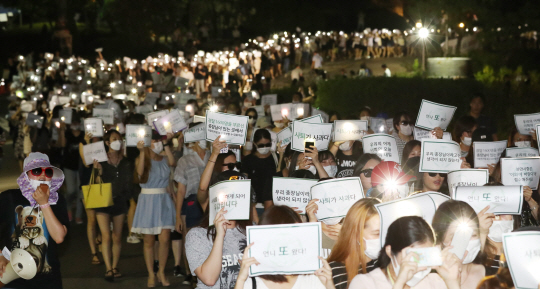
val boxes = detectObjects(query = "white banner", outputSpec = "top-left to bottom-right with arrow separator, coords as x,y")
209,180 -> 251,226
447,169 -> 489,195
277,127 -> 292,147
501,157 -> 540,190
125,125 -> 152,147
502,232 -> 540,289
59,109 -> 73,125
413,127 -> 452,141
82,141 -> 108,165
375,192 -> 450,247
205,111 -> 249,145
272,177 -> 317,214
362,134 -> 400,163
153,110 -> 188,135
453,186 -> 523,215
93,108 -> 115,124
415,99 -> 457,130
246,223 -> 322,276
310,177 -> 364,225
514,112 -> 540,135
419,139 -> 461,173
290,121 -> 333,152
184,123 -> 206,143
333,120 -> 368,141
84,118 -> 104,137
473,140 -> 508,168
506,147 -> 539,158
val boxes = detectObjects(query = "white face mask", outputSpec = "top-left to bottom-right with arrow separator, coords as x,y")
295,165 -> 317,175
487,220 -> 513,243
110,140 -> 122,151
323,165 -> 338,177
248,118 -> 256,125
392,256 -> 431,287
462,136 -> 472,146
399,124 -> 413,136
71,124 -> 81,131
152,142 -> 163,154
462,238 -> 481,264
363,238 -> 381,260
274,122 -> 285,128
28,178 -> 52,192
515,141 -> 531,148
257,147 -> 271,155
198,140 -> 207,149
339,141 -> 352,151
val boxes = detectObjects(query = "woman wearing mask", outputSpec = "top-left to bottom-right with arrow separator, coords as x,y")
432,200 -> 486,289
287,147 -> 330,179
132,131 -> 176,287
241,129 -> 277,209
391,112 -> 414,160
242,108 -> 258,156
452,116 -> 477,158
234,206 -> 336,289
271,117 -> 289,134
328,198 -> 381,289
91,130 -> 134,281
401,140 -> 421,165
319,151 -> 338,178
507,126 -> 534,148
352,154 -> 382,196
349,216 -> 462,289
330,140 -> 362,178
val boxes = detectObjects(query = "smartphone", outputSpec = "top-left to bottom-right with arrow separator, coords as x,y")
449,225 -> 473,260
304,141 -> 314,150
407,247 -> 442,267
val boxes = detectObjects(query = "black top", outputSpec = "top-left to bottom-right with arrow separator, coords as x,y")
62,130 -> 85,170
241,154 -> 276,203
194,66 -> 208,80
485,254 -> 500,276
336,150 -> 360,178
329,259 -> 378,289
99,157 -> 136,199
0,189 -> 69,289
474,115 -> 498,137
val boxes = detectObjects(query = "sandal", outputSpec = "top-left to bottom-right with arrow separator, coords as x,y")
105,270 -> 114,282
91,253 -> 101,265
112,268 -> 122,278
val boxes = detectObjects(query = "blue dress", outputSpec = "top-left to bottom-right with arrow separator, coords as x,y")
131,157 -> 176,235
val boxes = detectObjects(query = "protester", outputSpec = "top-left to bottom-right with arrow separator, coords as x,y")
468,94 -> 498,141
400,140 -> 421,165
452,116 -> 477,158
352,154 -> 382,196
330,140 -> 362,178
391,111 -> 414,160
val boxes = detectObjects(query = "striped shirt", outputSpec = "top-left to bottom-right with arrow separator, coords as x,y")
485,255 -> 500,276
329,259 -> 378,289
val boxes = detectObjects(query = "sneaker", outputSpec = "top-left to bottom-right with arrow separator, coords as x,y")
126,235 -> 141,244
174,266 -> 185,278
153,260 -> 159,274
182,275 -> 193,285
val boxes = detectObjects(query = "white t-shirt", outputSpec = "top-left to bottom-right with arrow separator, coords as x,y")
180,70 -> 194,81
384,68 -> 391,77
312,54 -> 323,69
291,67 -> 303,80
242,275 -> 326,289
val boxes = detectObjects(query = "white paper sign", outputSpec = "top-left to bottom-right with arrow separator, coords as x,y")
93,108 -> 115,124
501,157 -> 540,190
298,115 -> 323,124
514,112 -> 540,135
246,223 -> 322,276
536,124 -> 540,152
153,110 -> 187,135
370,117 -> 387,133
125,125 -> 152,147
502,232 -> 540,289
506,147 -> 539,158
272,177 -> 318,214
26,113 -> 44,129
135,105 -> 153,114
84,118 -> 104,137
59,109 -> 73,125
209,180 -> 251,226
205,111 -> 249,145
82,141 -> 108,165
362,134 -> 400,163
310,177 -> 364,225
473,140 -> 508,168
453,186 -> 523,215
147,110 -> 168,126
447,169 -> 489,195
178,93 -> 197,104
415,99 -> 457,130
413,127 -> 452,141
419,139 -> 461,172
261,94 -> 278,106
311,108 -> 329,123
277,127 -> 292,147
333,120 -> 368,141
184,123 -> 206,143
290,103 -> 310,119
270,104 -> 292,121
375,192 -> 450,247
193,115 -> 205,123
291,121 -> 333,152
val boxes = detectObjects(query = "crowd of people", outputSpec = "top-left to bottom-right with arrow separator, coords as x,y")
0,38 -> 539,289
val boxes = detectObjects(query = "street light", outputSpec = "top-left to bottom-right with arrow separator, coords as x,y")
459,23 -> 465,28
418,28 -> 429,73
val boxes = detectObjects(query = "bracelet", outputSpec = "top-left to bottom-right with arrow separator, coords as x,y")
39,203 -> 50,209
208,160 -> 215,163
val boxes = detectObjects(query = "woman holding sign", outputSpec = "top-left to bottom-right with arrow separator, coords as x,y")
132,131 -> 176,287
452,116 -> 477,158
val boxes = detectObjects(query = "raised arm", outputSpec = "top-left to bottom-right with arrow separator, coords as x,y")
194,208 -> 228,286
136,141 -> 146,177
198,136 -> 227,211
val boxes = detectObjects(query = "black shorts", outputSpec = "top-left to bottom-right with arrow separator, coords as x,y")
181,194 -> 204,228
94,197 -> 128,216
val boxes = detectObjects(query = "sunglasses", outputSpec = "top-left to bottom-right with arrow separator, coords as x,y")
400,121 -> 414,126
428,172 -> 447,178
248,115 -> 257,119
30,167 -> 54,178
256,143 -> 272,148
223,162 -> 242,171
360,169 -> 373,178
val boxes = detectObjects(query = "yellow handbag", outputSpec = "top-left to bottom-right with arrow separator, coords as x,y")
82,169 -> 114,209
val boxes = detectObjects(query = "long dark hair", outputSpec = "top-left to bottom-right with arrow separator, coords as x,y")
401,140 -> 421,165
378,216 -> 435,269
352,153 -> 381,177
452,116 -> 476,143
251,129 -> 271,155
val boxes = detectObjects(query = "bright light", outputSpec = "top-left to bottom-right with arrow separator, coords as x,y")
110,83 -> 116,88
281,108 -> 289,117
210,105 -> 218,112
296,108 -> 304,117
459,23 -> 465,28
87,80 -> 91,85
88,96 -> 94,102
273,34 -> 278,39
419,28 -> 429,38
132,88 -> 137,94
416,22 -> 422,28
473,27 -> 478,32
138,129 -> 146,137
186,105 -> 193,112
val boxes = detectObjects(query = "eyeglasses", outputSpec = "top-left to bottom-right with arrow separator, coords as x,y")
248,115 -> 257,119
223,162 -> 242,171
360,169 -> 373,178
30,167 -> 54,178
256,143 -> 272,148
400,121 -> 413,126
428,172 -> 447,178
